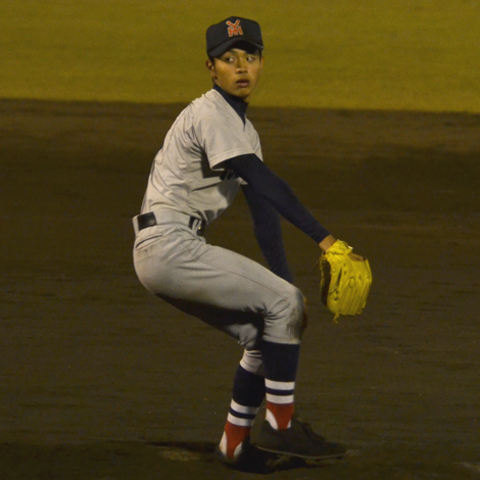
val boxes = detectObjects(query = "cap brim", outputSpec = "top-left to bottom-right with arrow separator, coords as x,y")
208,37 -> 264,58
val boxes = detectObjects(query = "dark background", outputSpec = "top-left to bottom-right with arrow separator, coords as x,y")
1,99 -> 479,479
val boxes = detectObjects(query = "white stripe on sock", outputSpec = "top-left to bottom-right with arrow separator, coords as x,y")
265,379 -> 295,390
266,393 -> 295,404
227,413 -> 255,427
219,431 -> 227,455
265,409 -> 278,429
230,400 -> 260,415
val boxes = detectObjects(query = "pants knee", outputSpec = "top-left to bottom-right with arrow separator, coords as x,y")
264,286 -> 306,344
286,288 -> 307,341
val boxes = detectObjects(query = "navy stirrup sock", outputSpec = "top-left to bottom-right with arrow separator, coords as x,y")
220,365 -> 265,458
261,340 -> 300,430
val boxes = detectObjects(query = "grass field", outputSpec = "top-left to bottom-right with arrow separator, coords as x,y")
1,0 -> 479,112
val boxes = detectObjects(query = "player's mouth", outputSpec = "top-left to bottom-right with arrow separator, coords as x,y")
236,79 -> 250,88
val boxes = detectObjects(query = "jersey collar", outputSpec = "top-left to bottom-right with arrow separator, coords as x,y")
213,84 -> 248,124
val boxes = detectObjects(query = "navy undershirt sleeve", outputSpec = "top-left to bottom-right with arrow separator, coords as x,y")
223,154 -> 331,244
241,183 -> 294,284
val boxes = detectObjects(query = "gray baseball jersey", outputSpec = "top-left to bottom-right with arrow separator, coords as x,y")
141,88 -> 263,225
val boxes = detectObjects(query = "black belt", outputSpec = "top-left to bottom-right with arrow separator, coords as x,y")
136,212 -> 206,236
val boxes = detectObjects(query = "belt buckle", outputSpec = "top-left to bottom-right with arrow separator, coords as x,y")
189,217 -> 205,236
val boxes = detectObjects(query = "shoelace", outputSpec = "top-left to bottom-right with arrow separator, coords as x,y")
297,419 -> 327,443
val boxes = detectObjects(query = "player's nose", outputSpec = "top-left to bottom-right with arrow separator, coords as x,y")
236,58 -> 248,72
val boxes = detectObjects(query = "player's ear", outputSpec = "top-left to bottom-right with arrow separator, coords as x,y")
206,59 -> 216,79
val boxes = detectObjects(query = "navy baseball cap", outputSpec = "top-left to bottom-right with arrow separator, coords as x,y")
206,16 -> 263,57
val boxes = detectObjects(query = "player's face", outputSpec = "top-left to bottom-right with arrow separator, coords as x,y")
207,48 -> 264,102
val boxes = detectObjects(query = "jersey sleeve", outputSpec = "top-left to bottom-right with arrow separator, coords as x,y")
242,184 -> 293,283
194,103 -> 260,171
223,154 -> 331,244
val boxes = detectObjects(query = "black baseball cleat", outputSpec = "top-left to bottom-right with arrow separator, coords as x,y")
255,416 -> 347,461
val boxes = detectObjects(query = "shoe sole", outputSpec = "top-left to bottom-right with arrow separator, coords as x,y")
255,444 -> 347,461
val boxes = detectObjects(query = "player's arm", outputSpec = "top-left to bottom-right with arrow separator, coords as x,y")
222,154 -> 335,250
241,183 -> 293,283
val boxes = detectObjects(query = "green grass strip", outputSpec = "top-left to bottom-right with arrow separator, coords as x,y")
1,0 -> 479,112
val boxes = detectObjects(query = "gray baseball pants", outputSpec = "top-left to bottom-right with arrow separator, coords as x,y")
133,210 -> 305,350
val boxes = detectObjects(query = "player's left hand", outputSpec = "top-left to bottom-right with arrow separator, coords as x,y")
319,239 -> 372,322
348,251 -> 366,262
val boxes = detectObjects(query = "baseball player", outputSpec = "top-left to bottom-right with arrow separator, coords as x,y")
133,16 -> 366,471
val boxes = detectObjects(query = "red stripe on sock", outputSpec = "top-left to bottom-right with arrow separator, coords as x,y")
224,421 -> 251,458
266,402 -> 295,430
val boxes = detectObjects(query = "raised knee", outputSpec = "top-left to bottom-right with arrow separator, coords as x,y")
262,285 -> 307,344
286,288 -> 307,341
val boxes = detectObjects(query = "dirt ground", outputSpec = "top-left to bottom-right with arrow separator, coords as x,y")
1,99 -> 479,479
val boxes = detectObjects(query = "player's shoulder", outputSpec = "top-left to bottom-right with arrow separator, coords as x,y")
188,89 -> 238,128
191,89 -> 229,114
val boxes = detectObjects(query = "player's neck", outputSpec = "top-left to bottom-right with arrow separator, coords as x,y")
213,84 -> 248,123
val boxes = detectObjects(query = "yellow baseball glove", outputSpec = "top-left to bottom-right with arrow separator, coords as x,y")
319,240 -> 372,322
